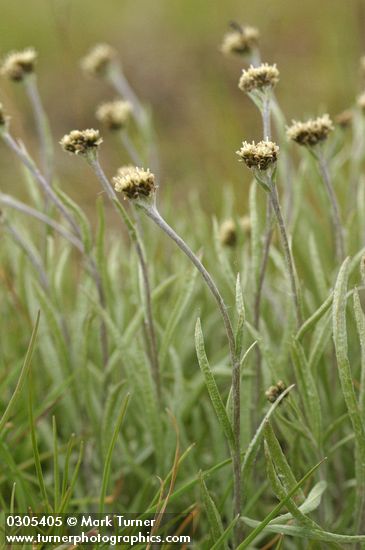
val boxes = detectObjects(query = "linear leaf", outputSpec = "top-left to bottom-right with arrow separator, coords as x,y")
195,318 -> 235,451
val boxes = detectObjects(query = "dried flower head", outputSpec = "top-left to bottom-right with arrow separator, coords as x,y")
265,380 -> 287,403
1,48 -> 37,81
286,114 -> 334,147
221,25 -> 259,56
238,63 -> 279,94
239,215 -> 251,235
219,219 -> 237,247
0,103 -> 9,128
81,43 -> 116,77
113,166 -> 157,200
96,100 -> 132,131
60,129 -> 103,156
357,92 -> 365,112
335,110 -> 353,129
236,140 -> 279,171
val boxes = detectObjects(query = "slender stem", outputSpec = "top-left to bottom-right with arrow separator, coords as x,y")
254,94 -> 273,330
89,158 -> 161,403
317,152 -> 345,262
254,202 -> 274,330
0,194 -> 83,251
269,182 -> 302,328
120,131 -> 143,166
24,75 -> 54,184
262,97 -> 272,141
107,65 -> 160,177
2,132 -> 80,237
4,221 -> 49,290
141,204 -> 242,535
107,66 -> 145,126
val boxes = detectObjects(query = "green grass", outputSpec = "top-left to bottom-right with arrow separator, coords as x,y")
1,15 -> 365,550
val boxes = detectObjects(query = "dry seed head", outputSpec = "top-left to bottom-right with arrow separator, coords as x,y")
238,63 -> 279,93
221,25 -> 259,56
60,129 -> 102,155
236,140 -> 279,171
96,100 -> 132,131
265,380 -> 287,403
1,48 -> 37,81
219,219 -> 237,247
286,114 -> 334,147
357,92 -> 365,112
81,43 -> 116,77
113,166 -> 156,200
335,110 -> 353,129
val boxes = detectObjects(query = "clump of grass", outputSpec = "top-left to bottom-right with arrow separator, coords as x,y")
0,22 -> 365,550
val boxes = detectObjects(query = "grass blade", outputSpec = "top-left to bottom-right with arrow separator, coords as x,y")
0,311 -> 40,433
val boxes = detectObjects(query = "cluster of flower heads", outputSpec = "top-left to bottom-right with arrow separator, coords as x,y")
60,129 -> 103,156
237,140 -> 279,171
0,48 -> 37,81
286,114 -> 334,147
221,24 -> 259,57
113,166 -> 157,200
81,43 -> 116,77
238,63 -> 279,94
96,100 -> 132,131
265,380 -> 287,403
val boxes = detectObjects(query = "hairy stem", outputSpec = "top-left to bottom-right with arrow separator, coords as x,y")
89,158 -> 161,403
141,204 -> 241,536
254,202 -> 274,330
269,182 -> 302,328
317,152 -> 345,262
120,131 -> 143,166
0,194 -> 83,251
24,75 -> 54,184
107,65 -> 159,176
2,132 -> 80,237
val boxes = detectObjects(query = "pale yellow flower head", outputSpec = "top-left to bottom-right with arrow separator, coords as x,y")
286,114 -> 334,147
238,63 -> 279,94
236,140 -> 279,171
60,129 -> 103,155
81,44 -> 116,77
221,25 -> 259,56
96,100 -> 132,131
1,48 -> 37,81
114,166 -> 157,200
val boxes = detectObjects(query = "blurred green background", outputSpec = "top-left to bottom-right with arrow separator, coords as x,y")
1,0 -> 364,213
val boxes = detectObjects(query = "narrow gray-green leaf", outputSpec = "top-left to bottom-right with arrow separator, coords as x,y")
195,318 -> 235,451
